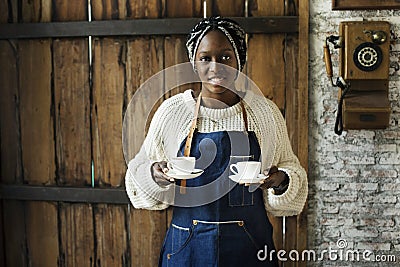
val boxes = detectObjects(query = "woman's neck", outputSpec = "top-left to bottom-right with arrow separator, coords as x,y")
199,88 -> 241,109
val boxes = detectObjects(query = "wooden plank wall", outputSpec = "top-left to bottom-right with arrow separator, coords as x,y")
2,2 -> 57,267
0,0 -> 308,266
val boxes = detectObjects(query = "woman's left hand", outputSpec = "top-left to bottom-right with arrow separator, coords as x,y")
260,166 -> 289,192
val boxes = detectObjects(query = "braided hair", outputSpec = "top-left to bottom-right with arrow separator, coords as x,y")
186,16 -> 247,71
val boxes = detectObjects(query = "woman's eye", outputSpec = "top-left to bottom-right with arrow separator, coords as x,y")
221,55 -> 231,61
199,56 -> 210,62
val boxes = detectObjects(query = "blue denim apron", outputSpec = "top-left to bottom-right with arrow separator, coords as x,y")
159,97 -> 278,267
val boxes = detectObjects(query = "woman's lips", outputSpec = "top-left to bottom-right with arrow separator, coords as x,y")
208,76 -> 225,85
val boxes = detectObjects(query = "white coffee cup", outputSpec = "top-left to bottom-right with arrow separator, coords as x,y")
230,161 -> 261,180
167,157 -> 196,173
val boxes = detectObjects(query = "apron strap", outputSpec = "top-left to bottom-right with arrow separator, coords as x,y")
184,92 -> 202,157
180,92 -> 248,194
240,100 -> 249,133
180,92 -> 202,193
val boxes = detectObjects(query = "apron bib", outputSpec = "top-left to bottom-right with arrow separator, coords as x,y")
159,94 -> 278,267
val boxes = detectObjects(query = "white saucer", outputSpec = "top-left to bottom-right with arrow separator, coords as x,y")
166,169 -> 204,180
229,174 -> 268,184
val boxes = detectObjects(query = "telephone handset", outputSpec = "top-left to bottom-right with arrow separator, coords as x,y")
323,36 -> 351,135
323,21 -> 390,135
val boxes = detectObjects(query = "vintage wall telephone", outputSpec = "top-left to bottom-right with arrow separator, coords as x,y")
324,21 -> 391,135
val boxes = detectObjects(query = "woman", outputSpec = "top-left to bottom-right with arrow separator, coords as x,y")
125,16 -> 308,266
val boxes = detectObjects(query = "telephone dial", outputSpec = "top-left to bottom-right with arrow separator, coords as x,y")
353,41 -> 383,72
324,21 -> 391,135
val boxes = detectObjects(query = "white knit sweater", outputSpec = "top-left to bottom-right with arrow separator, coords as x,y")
125,89 -> 308,217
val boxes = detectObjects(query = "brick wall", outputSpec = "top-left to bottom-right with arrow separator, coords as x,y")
308,2 -> 400,266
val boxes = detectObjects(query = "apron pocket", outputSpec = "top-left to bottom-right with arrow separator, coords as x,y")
228,155 -> 256,207
228,183 -> 255,207
167,221 -> 219,266
168,223 -> 194,256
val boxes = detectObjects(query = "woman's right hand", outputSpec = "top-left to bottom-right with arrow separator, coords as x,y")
151,161 -> 175,186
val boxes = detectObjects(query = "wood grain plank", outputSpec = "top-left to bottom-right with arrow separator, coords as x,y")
296,1 -> 309,266
25,202 -> 59,267
19,40 -> 55,184
54,39 -> 91,186
92,38 -> 126,187
95,205 -> 129,266
285,216 -> 298,266
211,0 -> 244,16
246,34 -> 285,108
126,0 -> 163,18
21,0 -> 51,22
19,38 -> 59,266
92,0 -> 162,20
52,0 -> 87,21
247,1 -> 285,110
164,36 -> 201,99
53,38 -> 94,266
0,39 -> 28,267
18,9 -> 57,267
166,0 -> 202,18
130,209 -> 167,267
284,2 -> 300,266
2,201 -> 28,266
124,37 -> 164,157
0,0 -> 9,22
1,6 -> 25,267
285,0 -> 298,15
283,1 -> 305,265
249,0 -> 284,17
51,1 -> 94,266
91,0 -> 123,20
91,37 -> 130,266
283,32 -> 300,267
59,203 -> 94,267
284,33 -> 299,146
0,41 -> 23,185
280,1 -> 309,266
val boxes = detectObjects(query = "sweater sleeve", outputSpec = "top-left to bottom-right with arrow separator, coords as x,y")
125,99 -> 178,210
260,101 -> 308,217
125,146 -> 174,210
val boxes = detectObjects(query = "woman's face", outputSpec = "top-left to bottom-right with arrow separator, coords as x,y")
195,30 -> 238,95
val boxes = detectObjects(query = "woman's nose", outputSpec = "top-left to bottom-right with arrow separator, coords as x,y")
209,60 -> 222,73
